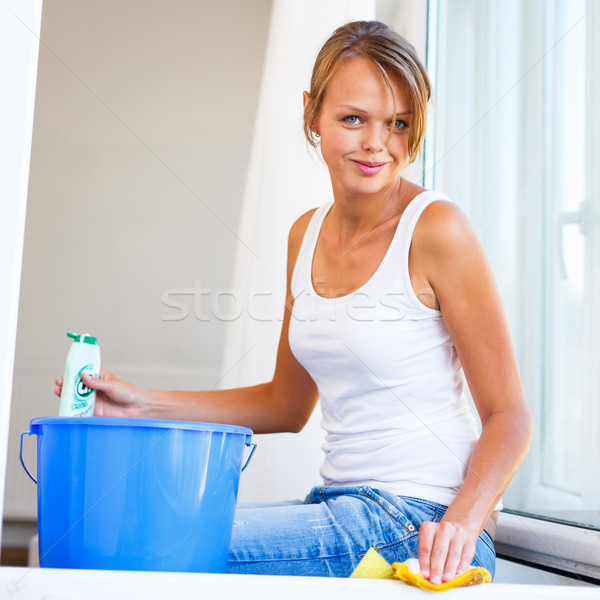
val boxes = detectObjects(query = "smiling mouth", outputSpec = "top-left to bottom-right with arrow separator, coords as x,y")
351,160 -> 387,175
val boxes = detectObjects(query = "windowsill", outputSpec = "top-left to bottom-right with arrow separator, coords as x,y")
1,565 -> 600,600
495,511 -> 600,582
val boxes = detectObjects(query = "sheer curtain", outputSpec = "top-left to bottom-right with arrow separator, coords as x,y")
431,0 -> 600,526
220,0 -> 375,502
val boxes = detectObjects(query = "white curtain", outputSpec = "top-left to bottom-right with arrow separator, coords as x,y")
220,0 -> 375,502
583,0 -> 600,519
432,0 -> 600,522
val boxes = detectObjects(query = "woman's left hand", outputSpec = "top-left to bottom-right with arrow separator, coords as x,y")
417,520 -> 477,584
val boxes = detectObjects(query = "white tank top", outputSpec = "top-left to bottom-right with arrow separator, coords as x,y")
289,191 -> 483,507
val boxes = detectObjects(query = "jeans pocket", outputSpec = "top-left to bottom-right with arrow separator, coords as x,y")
358,487 -> 419,539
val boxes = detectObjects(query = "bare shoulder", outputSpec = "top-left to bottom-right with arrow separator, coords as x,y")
286,208 -> 319,285
418,199 -> 473,240
288,208 -> 318,255
410,198 -> 493,300
414,199 -> 482,261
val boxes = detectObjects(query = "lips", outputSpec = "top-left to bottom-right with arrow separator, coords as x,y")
351,160 -> 387,175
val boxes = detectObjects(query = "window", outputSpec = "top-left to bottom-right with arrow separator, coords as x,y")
428,0 -> 600,529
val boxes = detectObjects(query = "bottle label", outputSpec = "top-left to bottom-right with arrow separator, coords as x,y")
71,364 -> 97,416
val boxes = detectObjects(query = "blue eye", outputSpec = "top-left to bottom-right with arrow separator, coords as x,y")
391,119 -> 408,130
344,115 -> 360,125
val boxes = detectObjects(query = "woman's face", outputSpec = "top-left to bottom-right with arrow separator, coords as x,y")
306,57 -> 411,201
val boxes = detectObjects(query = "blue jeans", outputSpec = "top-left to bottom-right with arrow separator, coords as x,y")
226,486 -> 496,578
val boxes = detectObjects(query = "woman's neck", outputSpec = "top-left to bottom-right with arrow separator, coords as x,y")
327,176 -> 409,242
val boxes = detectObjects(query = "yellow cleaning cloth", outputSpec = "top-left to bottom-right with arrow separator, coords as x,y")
350,548 -> 491,592
349,548 -> 395,579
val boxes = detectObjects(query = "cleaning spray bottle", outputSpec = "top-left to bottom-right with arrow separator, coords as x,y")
58,332 -> 101,417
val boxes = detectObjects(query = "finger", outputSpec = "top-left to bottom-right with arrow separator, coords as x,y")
55,387 -> 62,397
55,377 -> 63,386
418,521 -> 436,579
455,539 -> 476,577
441,534 -> 464,581
81,372 -> 106,390
428,523 -> 453,585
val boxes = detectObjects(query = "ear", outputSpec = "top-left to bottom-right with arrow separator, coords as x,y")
303,91 -> 319,136
302,90 -> 311,111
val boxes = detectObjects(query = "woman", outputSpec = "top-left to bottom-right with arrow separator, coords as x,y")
56,21 -> 531,582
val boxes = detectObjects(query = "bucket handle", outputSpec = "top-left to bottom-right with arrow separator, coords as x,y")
241,442 -> 256,472
19,430 -> 37,484
19,431 -> 255,480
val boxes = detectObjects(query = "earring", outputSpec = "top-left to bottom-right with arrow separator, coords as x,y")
314,132 -> 320,138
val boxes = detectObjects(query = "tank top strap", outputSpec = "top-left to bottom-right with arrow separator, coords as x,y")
394,190 -> 450,260
291,200 -> 334,297
376,190 -> 450,305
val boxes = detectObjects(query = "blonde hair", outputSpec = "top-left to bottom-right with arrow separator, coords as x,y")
304,21 -> 431,164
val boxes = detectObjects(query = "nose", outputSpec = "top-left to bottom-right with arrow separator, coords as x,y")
362,123 -> 385,153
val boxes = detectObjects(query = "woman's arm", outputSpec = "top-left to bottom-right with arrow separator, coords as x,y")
57,211 -> 319,435
412,200 -> 532,584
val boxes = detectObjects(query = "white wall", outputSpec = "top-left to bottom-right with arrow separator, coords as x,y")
15,0 -> 272,371
5,0 -> 272,521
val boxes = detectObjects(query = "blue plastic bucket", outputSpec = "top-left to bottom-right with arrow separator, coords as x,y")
20,416 -> 255,572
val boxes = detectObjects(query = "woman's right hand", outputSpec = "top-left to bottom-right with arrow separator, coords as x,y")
54,368 -> 147,418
